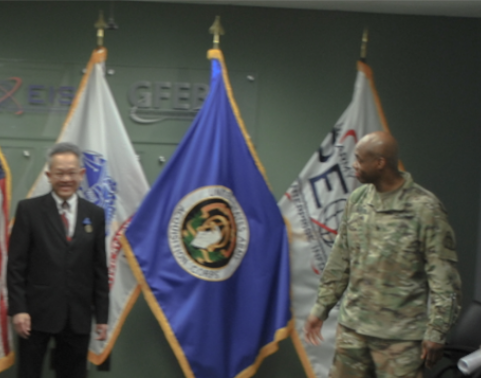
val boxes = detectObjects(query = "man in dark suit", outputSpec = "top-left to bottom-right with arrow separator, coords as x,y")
7,142 -> 109,378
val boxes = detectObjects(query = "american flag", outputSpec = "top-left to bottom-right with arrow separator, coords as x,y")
0,154 -> 14,371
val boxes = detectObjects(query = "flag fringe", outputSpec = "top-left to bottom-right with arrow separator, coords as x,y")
357,61 -> 390,134
122,49 -> 292,378
288,61 -> 399,377
121,236 -> 196,378
0,148 -> 11,211
122,234 -> 293,378
235,319 -> 293,378
59,47 -> 107,141
22,46 -> 145,365
0,351 -> 14,373
207,49 -> 273,191
88,284 -> 141,365
0,146 -> 13,363
206,48 -> 293,377
290,329 -> 318,378
25,46 -> 143,364
357,61 -> 404,171
26,47 -> 108,199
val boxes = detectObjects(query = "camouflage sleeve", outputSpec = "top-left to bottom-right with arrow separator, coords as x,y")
420,200 -> 462,344
310,200 -> 350,321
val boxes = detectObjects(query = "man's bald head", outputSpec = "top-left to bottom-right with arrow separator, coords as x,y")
356,131 -> 399,171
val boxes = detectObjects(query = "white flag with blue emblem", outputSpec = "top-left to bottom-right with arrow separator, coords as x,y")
279,61 -> 390,378
28,47 -> 149,365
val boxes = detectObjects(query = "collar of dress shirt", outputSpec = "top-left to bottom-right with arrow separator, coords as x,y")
51,191 -> 78,213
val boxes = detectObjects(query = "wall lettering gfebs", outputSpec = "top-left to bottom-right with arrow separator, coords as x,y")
128,81 -> 209,124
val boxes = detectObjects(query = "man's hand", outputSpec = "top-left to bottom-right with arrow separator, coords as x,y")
421,340 -> 444,369
95,324 -> 108,341
304,314 -> 324,346
13,313 -> 31,339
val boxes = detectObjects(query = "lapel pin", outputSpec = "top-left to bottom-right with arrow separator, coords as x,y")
83,217 -> 93,233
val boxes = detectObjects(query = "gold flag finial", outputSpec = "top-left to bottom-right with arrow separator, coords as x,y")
209,16 -> 225,49
95,10 -> 108,47
360,28 -> 369,61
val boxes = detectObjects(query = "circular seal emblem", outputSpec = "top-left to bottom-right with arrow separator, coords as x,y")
168,186 -> 249,281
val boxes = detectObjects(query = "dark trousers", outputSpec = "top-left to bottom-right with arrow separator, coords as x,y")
18,324 -> 90,378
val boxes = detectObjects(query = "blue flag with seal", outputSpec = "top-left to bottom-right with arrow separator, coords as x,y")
123,48 -> 292,378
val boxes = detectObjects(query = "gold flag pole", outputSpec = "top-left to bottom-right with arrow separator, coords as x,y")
360,28 -> 368,62
95,10 -> 108,48
209,16 -> 225,49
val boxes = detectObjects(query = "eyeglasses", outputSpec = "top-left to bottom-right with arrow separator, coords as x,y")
51,171 -> 81,179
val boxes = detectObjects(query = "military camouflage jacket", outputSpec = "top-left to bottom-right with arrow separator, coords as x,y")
311,172 -> 461,343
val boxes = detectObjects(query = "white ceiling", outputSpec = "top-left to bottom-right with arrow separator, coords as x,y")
133,0 -> 481,18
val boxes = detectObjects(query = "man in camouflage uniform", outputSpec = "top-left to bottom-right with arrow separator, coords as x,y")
304,131 -> 462,378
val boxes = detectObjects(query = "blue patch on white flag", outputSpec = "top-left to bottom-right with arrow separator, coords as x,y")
79,150 -> 117,232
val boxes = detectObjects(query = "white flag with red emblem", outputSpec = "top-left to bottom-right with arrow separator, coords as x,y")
279,61 -> 389,378
27,48 -> 149,365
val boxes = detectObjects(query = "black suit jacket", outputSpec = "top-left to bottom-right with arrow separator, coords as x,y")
7,193 -> 109,334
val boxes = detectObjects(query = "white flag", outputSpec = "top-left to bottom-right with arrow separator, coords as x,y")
28,48 -> 149,364
279,61 -> 388,378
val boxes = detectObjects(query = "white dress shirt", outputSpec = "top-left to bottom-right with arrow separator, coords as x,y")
51,192 -> 77,238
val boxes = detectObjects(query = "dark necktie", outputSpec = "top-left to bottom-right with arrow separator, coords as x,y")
61,201 -> 71,241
